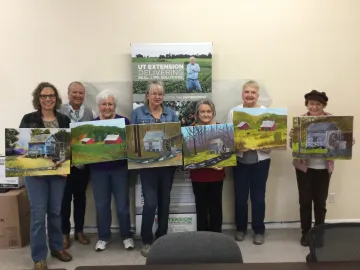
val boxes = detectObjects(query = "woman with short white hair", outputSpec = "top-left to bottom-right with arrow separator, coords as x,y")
89,89 -> 134,251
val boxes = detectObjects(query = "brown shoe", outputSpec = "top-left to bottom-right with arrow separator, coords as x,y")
34,260 -> 48,270
75,232 -> 90,245
62,234 -> 71,249
50,249 -> 72,262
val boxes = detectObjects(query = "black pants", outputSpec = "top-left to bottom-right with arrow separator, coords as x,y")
295,168 -> 331,235
61,166 -> 90,234
192,180 -> 224,233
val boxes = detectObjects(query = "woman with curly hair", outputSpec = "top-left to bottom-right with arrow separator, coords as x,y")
20,82 -> 72,270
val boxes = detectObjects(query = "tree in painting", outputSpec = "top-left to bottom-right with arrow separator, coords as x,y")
182,123 -> 236,169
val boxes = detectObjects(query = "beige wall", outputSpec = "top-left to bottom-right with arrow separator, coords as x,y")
1,0 -> 359,228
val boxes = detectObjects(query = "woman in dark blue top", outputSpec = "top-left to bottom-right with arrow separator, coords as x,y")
89,89 -> 134,252
131,80 -> 179,257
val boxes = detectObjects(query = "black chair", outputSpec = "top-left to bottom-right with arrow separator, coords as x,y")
307,222 -> 360,262
146,231 -> 243,265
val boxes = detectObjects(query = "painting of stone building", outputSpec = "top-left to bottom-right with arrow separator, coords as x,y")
292,116 -> 353,160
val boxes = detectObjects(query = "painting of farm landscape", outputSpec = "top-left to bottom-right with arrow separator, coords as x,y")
182,124 -> 236,170
292,116 -> 353,160
233,108 -> 288,151
126,123 -> 182,170
5,128 -> 71,177
70,118 -> 127,165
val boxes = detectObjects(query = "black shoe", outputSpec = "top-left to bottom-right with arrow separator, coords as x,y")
301,235 -> 309,247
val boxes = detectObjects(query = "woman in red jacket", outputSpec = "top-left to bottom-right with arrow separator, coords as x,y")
189,98 -> 225,233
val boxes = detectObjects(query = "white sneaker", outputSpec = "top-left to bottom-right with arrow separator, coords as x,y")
123,238 -> 135,250
95,240 -> 108,251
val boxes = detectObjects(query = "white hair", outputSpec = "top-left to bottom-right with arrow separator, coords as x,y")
96,89 -> 117,106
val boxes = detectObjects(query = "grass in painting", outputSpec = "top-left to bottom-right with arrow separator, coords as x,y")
5,156 -> 70,177
71,143 -> 127,165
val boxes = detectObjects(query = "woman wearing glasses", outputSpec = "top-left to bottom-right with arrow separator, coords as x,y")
19,82 -> 72,270
131,80 -> 179,257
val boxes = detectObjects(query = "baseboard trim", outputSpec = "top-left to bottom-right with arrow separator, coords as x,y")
75,219 -> 360,236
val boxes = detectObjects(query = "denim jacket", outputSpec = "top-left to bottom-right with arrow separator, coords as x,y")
131,104 -> 179,124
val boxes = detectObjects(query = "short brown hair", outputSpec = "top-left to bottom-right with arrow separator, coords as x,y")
304,90 -> 328,107
32,82 -> 62,110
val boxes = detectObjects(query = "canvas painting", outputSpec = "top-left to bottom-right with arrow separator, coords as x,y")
70,118 -> 127,165
126,123 -> 183,170
5,128 -> 71,177
182,124 -> 236,170
292,116 -> 353,160
233,108 -> 288,151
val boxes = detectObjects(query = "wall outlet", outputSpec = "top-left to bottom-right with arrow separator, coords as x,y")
328,193 -> 336,203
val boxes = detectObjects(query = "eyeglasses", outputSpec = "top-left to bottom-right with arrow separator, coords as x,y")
39,94 -> 56,100
149,93 -> 164,97
100,102 -> 114,107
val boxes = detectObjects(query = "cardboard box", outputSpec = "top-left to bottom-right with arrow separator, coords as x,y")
0,187 -> 30,249
0,157 -> 24,189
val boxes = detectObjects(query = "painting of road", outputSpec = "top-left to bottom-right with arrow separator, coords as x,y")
233,108 -> 288,151
182,123 -> 236,169
292,116 -> 353,160
5,128 -> 71,177
70,118 -> 127,165
126,122 -> 183,170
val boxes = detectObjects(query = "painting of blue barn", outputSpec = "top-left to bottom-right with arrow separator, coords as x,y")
28,134 -> 58,158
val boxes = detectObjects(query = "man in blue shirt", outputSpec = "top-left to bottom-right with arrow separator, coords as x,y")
186,56 -> 201,92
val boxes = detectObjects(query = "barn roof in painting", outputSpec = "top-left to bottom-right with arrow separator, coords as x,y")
306,122 -> 339,132
29,134 -> 55,144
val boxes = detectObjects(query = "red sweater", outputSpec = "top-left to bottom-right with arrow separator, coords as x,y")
189,122 -> 226,182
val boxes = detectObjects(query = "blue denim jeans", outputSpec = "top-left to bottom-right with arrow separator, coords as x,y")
25,175 -> 66,262
232,159 -> 271,234
139,166 -> 176,244
90,165 -> 132,241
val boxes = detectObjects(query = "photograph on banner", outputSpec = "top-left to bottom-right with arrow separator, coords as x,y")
70,118 -> 127,165
233,108 -> 288,151
133,100 -> 197,126
5,128 -> 70,177
126,122 -> 183,169
182,123 -> 236,170
292,116 -> 353,160
131,42 -> 212,108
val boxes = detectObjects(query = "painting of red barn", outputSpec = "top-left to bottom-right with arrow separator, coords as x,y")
104,135 -> 122,144
233,108 -> 287,151
237,122 -> 250,130
70,118 -> 127,165
81,138 -> 94,144
260,121 -> 276,131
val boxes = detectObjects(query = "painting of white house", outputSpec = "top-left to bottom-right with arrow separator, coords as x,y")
182,123 -> 236,169
70,118 -> 127,165
5,128 -> 71,177
126,122 -> 183,170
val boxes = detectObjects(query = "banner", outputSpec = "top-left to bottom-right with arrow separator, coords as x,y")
131,42 -> 212,124
135,213 -> 197,235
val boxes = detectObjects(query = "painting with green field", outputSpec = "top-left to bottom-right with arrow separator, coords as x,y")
70,118 -> 127,165
182,124 -> 236,170
5,128 -> 71,177
131,42 -> 212,106
292,116 -> 353,160
233,108 -> 288,151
